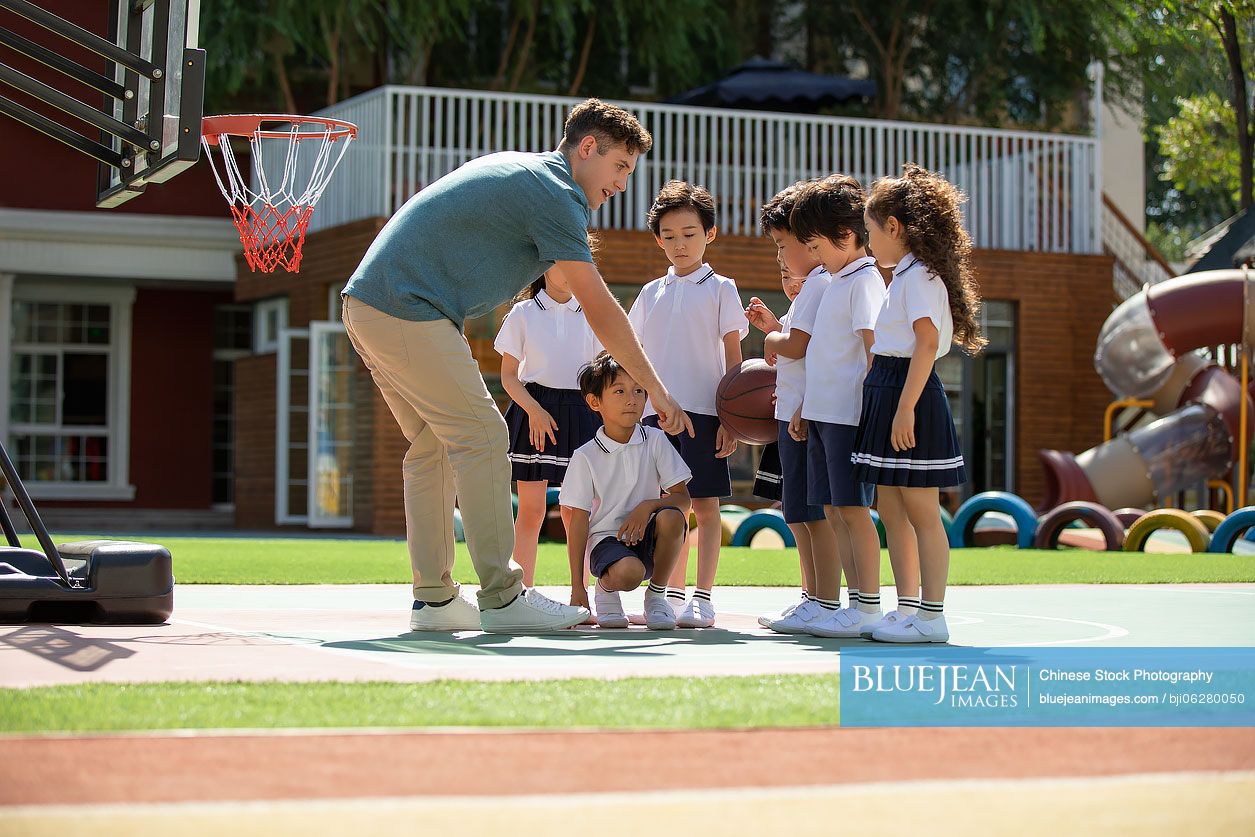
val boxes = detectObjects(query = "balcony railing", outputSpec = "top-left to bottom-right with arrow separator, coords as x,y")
286,85 -> 1100,254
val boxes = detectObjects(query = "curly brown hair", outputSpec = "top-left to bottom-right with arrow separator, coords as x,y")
789,174 -> 868,248
647,180 -> 716,235
866,164 -> 986,354
560,99 -> 653,156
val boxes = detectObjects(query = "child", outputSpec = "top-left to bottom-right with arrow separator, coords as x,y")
560,352 -> 693,630
854,163 -> 985,643
744,182 -> 836,631
628,180 -> 749,627
495,260 -> 603,587
778,174 -> 886,638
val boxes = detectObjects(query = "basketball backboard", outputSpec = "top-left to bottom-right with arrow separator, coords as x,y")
98,0 -> 203,206
0,0 -> 204,207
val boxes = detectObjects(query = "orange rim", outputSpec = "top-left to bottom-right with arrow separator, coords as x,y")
201,113 -> 358,145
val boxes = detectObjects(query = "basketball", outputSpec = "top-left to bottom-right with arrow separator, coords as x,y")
716,359 -> 778,444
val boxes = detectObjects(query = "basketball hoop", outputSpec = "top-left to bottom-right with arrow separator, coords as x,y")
202,114 -> 357,273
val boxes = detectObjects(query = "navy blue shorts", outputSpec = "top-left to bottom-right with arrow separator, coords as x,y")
807,420 -> 874,508
589,507 -> 688,579
778,421 -> 825,524
642,412 -> 731,499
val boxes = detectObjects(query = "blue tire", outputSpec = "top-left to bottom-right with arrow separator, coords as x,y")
949,491 -> 1038,549
731,509 -> 796,548
545,486 -> 562,507
1209,506 -> 1255,553
453,507 -> 465,543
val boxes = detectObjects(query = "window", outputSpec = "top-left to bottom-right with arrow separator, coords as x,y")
253,297 -> 288,354
212,304 -> 253,506
6,285 -> 134,499
938,300 -> 1016,499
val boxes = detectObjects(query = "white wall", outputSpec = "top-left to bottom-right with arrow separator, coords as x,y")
1101,97 -> 1146,231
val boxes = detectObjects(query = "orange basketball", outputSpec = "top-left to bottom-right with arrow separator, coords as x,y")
716,359 -> 778,444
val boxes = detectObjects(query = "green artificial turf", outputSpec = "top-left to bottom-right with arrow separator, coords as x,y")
19,535 -> 1255,585
0,675 -> 839,733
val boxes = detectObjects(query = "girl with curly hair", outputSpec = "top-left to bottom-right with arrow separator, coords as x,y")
853,164 -> 986,644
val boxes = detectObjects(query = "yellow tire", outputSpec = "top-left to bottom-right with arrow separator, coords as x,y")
1123,508 -> 1212,552
719,511 -> 750,546
1191,510 -> 1226,532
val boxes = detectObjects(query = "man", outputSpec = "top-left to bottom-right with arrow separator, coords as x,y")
342,99 -> 693,634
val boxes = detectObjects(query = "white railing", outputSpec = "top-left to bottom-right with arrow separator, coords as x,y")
292,85 -> 1100,254
1102,195 -> 1173,300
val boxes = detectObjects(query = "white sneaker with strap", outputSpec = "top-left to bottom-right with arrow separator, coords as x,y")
859,609 -> 908,639
676,596 -> 716,628
871,613 -> 950,643
767,599 -> 825,634
594,586 -> 629,629
758,594 -> 808,627
644,591 -> 677,630
806,607 -> 882,639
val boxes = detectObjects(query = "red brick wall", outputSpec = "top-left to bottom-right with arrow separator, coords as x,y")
233,354 -> 277,529
231,222 -> 1115,530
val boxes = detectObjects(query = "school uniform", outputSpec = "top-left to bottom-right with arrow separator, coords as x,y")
559,424 -> 693,578
766,265 -> 830,523
494,290 -> 602,483
802,256 -> 885,508
850,253 -> 966,487
629,263 -> 749,499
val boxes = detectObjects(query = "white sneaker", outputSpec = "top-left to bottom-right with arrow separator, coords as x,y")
871,613 -> 949,643
594,586 -> 629,629
644,592 -> 677,630
758,595 -> 808,628
479,589 -> 590,634
676,596 -> 716,628
628,596 -> 683,626
768,599 -> 829,634
409,594 -> 481,631
806,607 -> 882,639
859,609 -> 909,639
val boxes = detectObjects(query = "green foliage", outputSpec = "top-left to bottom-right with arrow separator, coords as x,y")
1157,91 -> 1243,205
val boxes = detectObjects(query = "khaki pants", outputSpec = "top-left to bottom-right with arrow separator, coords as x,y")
342,296 -> 523,608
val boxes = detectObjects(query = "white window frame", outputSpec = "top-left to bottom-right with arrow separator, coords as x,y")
307,321 -> 353,528
254,297 -> 288,355
275,326 -> 309,525
4,281 -> 136,500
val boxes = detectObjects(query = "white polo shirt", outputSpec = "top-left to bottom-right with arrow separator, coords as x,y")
870,254 -> 954,360
802,256 -> 886,426
774,265 -> 830,422
628,263 -> 749,417
493,289 -> 603,389
559,424 -> 692,547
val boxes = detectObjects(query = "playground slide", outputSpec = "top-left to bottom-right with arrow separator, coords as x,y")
1039,269 -> 1255,509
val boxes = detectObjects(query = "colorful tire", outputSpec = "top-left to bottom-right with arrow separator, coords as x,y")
1123,509 -> 1211,552
731,509 -> 796,548
453,507 -> 465,543
719,511 -> 751,546
511,493 -> 519,520
1113,508 -> 1146,529
719,505 -> 752,515
949,491 -> 1038,549
939,506 -> 954,538
545,486 -> 562,507
1208,506 -> 1255,553
1032,501 -> 1124,551
868,509 -> 888,548
1191,510 -> 1226,532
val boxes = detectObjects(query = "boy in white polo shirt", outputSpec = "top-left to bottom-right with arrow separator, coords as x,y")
561,352 -> 693,630
628,180 -> 749,628
786,174 -> 886,638
744,181 -> 840,634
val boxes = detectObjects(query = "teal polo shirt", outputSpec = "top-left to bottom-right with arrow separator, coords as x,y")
343,150 -> 595,330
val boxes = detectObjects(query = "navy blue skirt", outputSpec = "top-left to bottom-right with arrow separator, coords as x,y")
504,383 -> 600,483
850,355 -> 966,488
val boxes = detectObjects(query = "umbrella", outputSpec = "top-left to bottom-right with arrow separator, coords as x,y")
666,56 -> 876,112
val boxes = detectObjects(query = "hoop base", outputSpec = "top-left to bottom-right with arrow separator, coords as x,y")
229,203 -> 313,274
